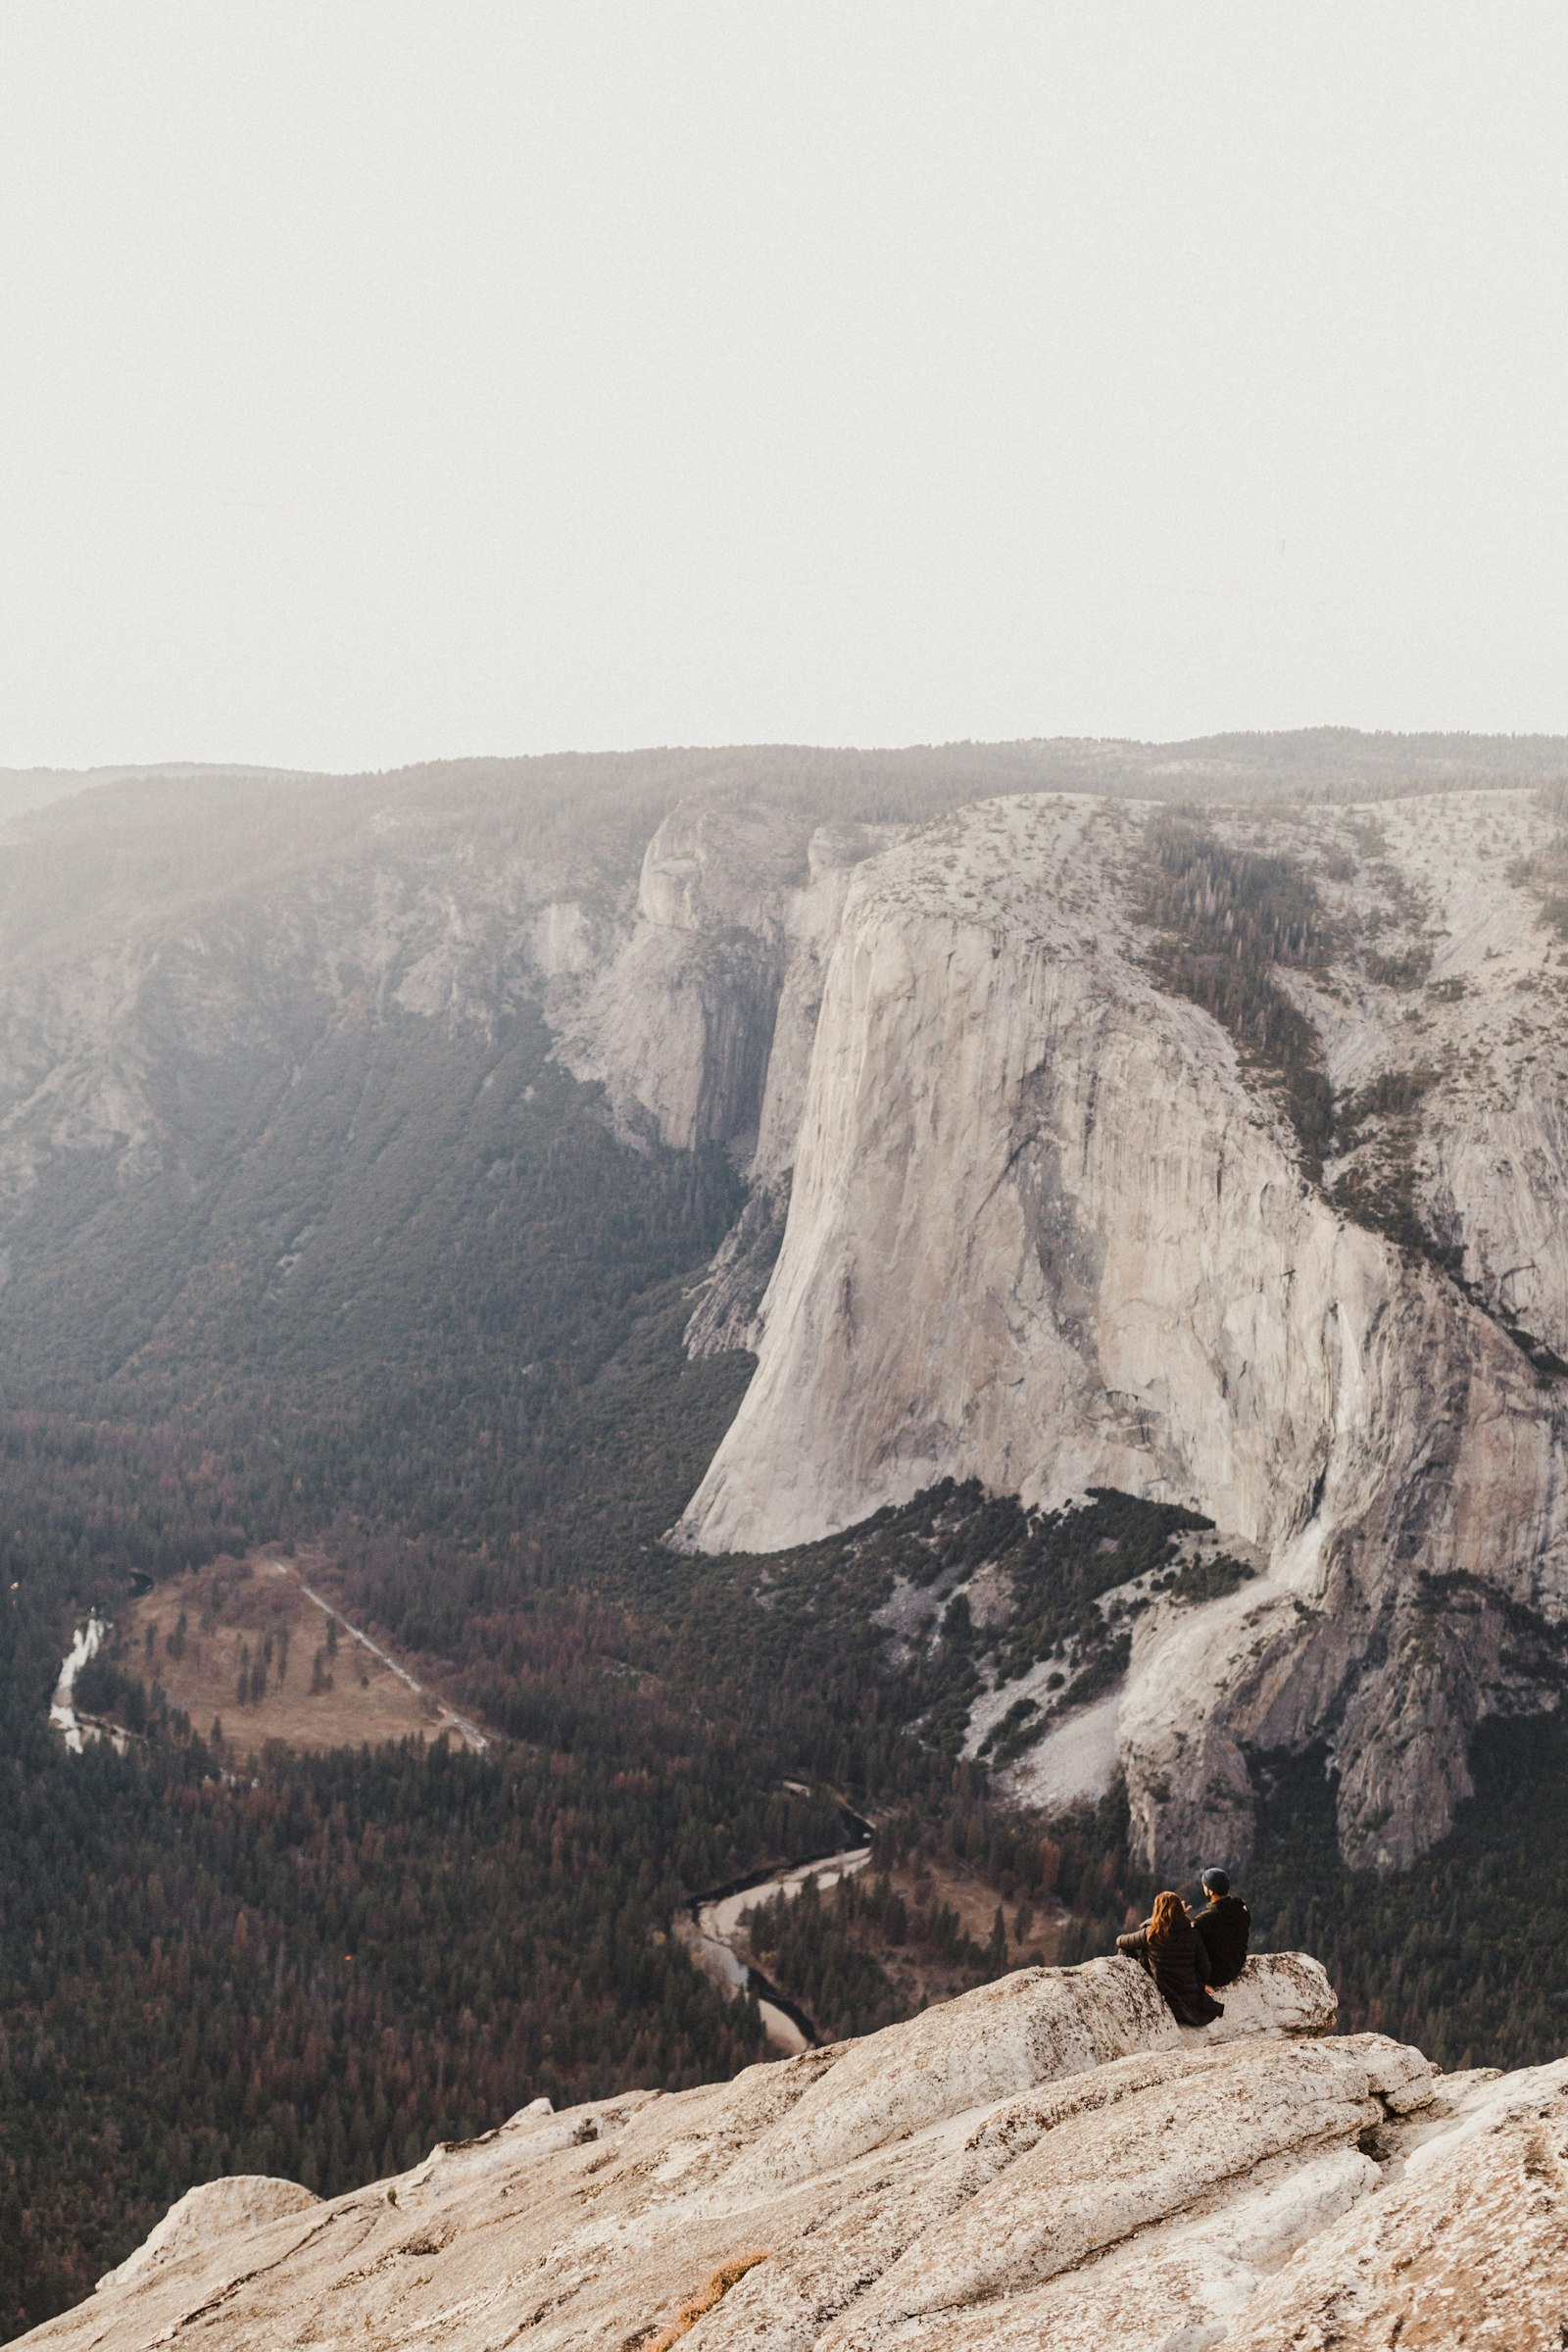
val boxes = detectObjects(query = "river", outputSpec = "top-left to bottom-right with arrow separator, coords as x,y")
682,1805 -> 874,2054
49,1613 -> 114,1754
50,1583 -> 861,2057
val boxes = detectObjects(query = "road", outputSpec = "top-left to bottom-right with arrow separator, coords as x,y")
262,1554 -> 491,1753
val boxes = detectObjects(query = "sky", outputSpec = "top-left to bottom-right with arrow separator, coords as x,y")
2,3 -> 1567,773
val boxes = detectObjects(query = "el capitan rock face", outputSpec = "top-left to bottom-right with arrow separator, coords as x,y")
7,746 -> 1568,2339
670,792 -> 1568,1872
19,1953 -> 1566,2351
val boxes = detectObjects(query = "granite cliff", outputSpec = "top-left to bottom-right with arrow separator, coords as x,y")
661,790 -> 1568,1873
19,1952 -> 1565,2351
8,744 -> 1568,2344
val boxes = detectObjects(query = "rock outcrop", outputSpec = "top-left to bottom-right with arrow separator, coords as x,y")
674,792 -> 1568,1871
551,801 -> 902,1167
22,1953 -> 1566,2351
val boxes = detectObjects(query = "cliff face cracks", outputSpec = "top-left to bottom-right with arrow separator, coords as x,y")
5,775 -> 1562,1875
658,793 -> 1568,1872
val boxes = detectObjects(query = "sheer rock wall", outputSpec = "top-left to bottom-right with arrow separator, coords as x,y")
672,793 -> 1568,1871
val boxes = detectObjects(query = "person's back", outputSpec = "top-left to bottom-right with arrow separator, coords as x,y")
1191,1867 -> 1250,1987
1116,1889 -> 1224,2027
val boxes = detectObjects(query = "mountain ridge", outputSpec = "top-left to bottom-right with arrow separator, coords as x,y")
3,734 -> 1568,2328
589,787 -> 1568,1872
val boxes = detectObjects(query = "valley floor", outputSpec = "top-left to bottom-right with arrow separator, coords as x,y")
115,1549 -> 480,1757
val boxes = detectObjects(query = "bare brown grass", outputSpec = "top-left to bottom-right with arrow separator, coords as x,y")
874,1857 -> 1062,2007
122,1550 -> 449,1756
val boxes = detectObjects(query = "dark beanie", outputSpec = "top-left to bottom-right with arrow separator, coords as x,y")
1200,1867 -> 1230,1895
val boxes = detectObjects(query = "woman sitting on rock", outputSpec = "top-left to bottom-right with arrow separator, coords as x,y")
1116,1890 -> 1224,2027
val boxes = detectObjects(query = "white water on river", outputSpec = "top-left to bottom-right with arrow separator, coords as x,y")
50,1614 -> 110,1753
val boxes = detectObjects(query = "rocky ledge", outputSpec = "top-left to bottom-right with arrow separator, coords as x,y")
21,1952 -> 1566,2350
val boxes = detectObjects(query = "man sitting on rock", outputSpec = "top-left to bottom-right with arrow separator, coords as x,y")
1190,1866 -> 1250,1987
1115,1890 -> 1224,2026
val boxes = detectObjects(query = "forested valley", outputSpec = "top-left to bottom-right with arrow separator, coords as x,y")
0,996 -> 1080,2334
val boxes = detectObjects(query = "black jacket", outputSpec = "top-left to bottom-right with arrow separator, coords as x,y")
1192,1895 -> 1250,1988
1116,1915 -> 1224,2027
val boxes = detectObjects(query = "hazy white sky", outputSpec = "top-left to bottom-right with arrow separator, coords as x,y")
2,4 -> 1566,772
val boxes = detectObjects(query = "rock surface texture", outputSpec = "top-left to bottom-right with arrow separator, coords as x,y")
20,1954 -> 1565,2351
673,792 -> 1568,1873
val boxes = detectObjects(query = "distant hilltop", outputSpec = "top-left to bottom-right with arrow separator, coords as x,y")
0,759 -> 307,821
6,724 -> 1568,819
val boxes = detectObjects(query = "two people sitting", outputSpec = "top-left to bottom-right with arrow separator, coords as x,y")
1114,1867 -> 1250,2027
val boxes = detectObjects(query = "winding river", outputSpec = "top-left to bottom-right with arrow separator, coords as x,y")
684,1805 -> 874,2053
49,1614 -> 111,1753
49,1592 -> 866,2060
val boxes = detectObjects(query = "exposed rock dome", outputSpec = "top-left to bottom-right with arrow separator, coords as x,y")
20,1953 -> 1566,2350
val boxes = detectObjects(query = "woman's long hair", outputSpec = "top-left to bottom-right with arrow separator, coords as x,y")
1148,1890 -> 1188,1943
